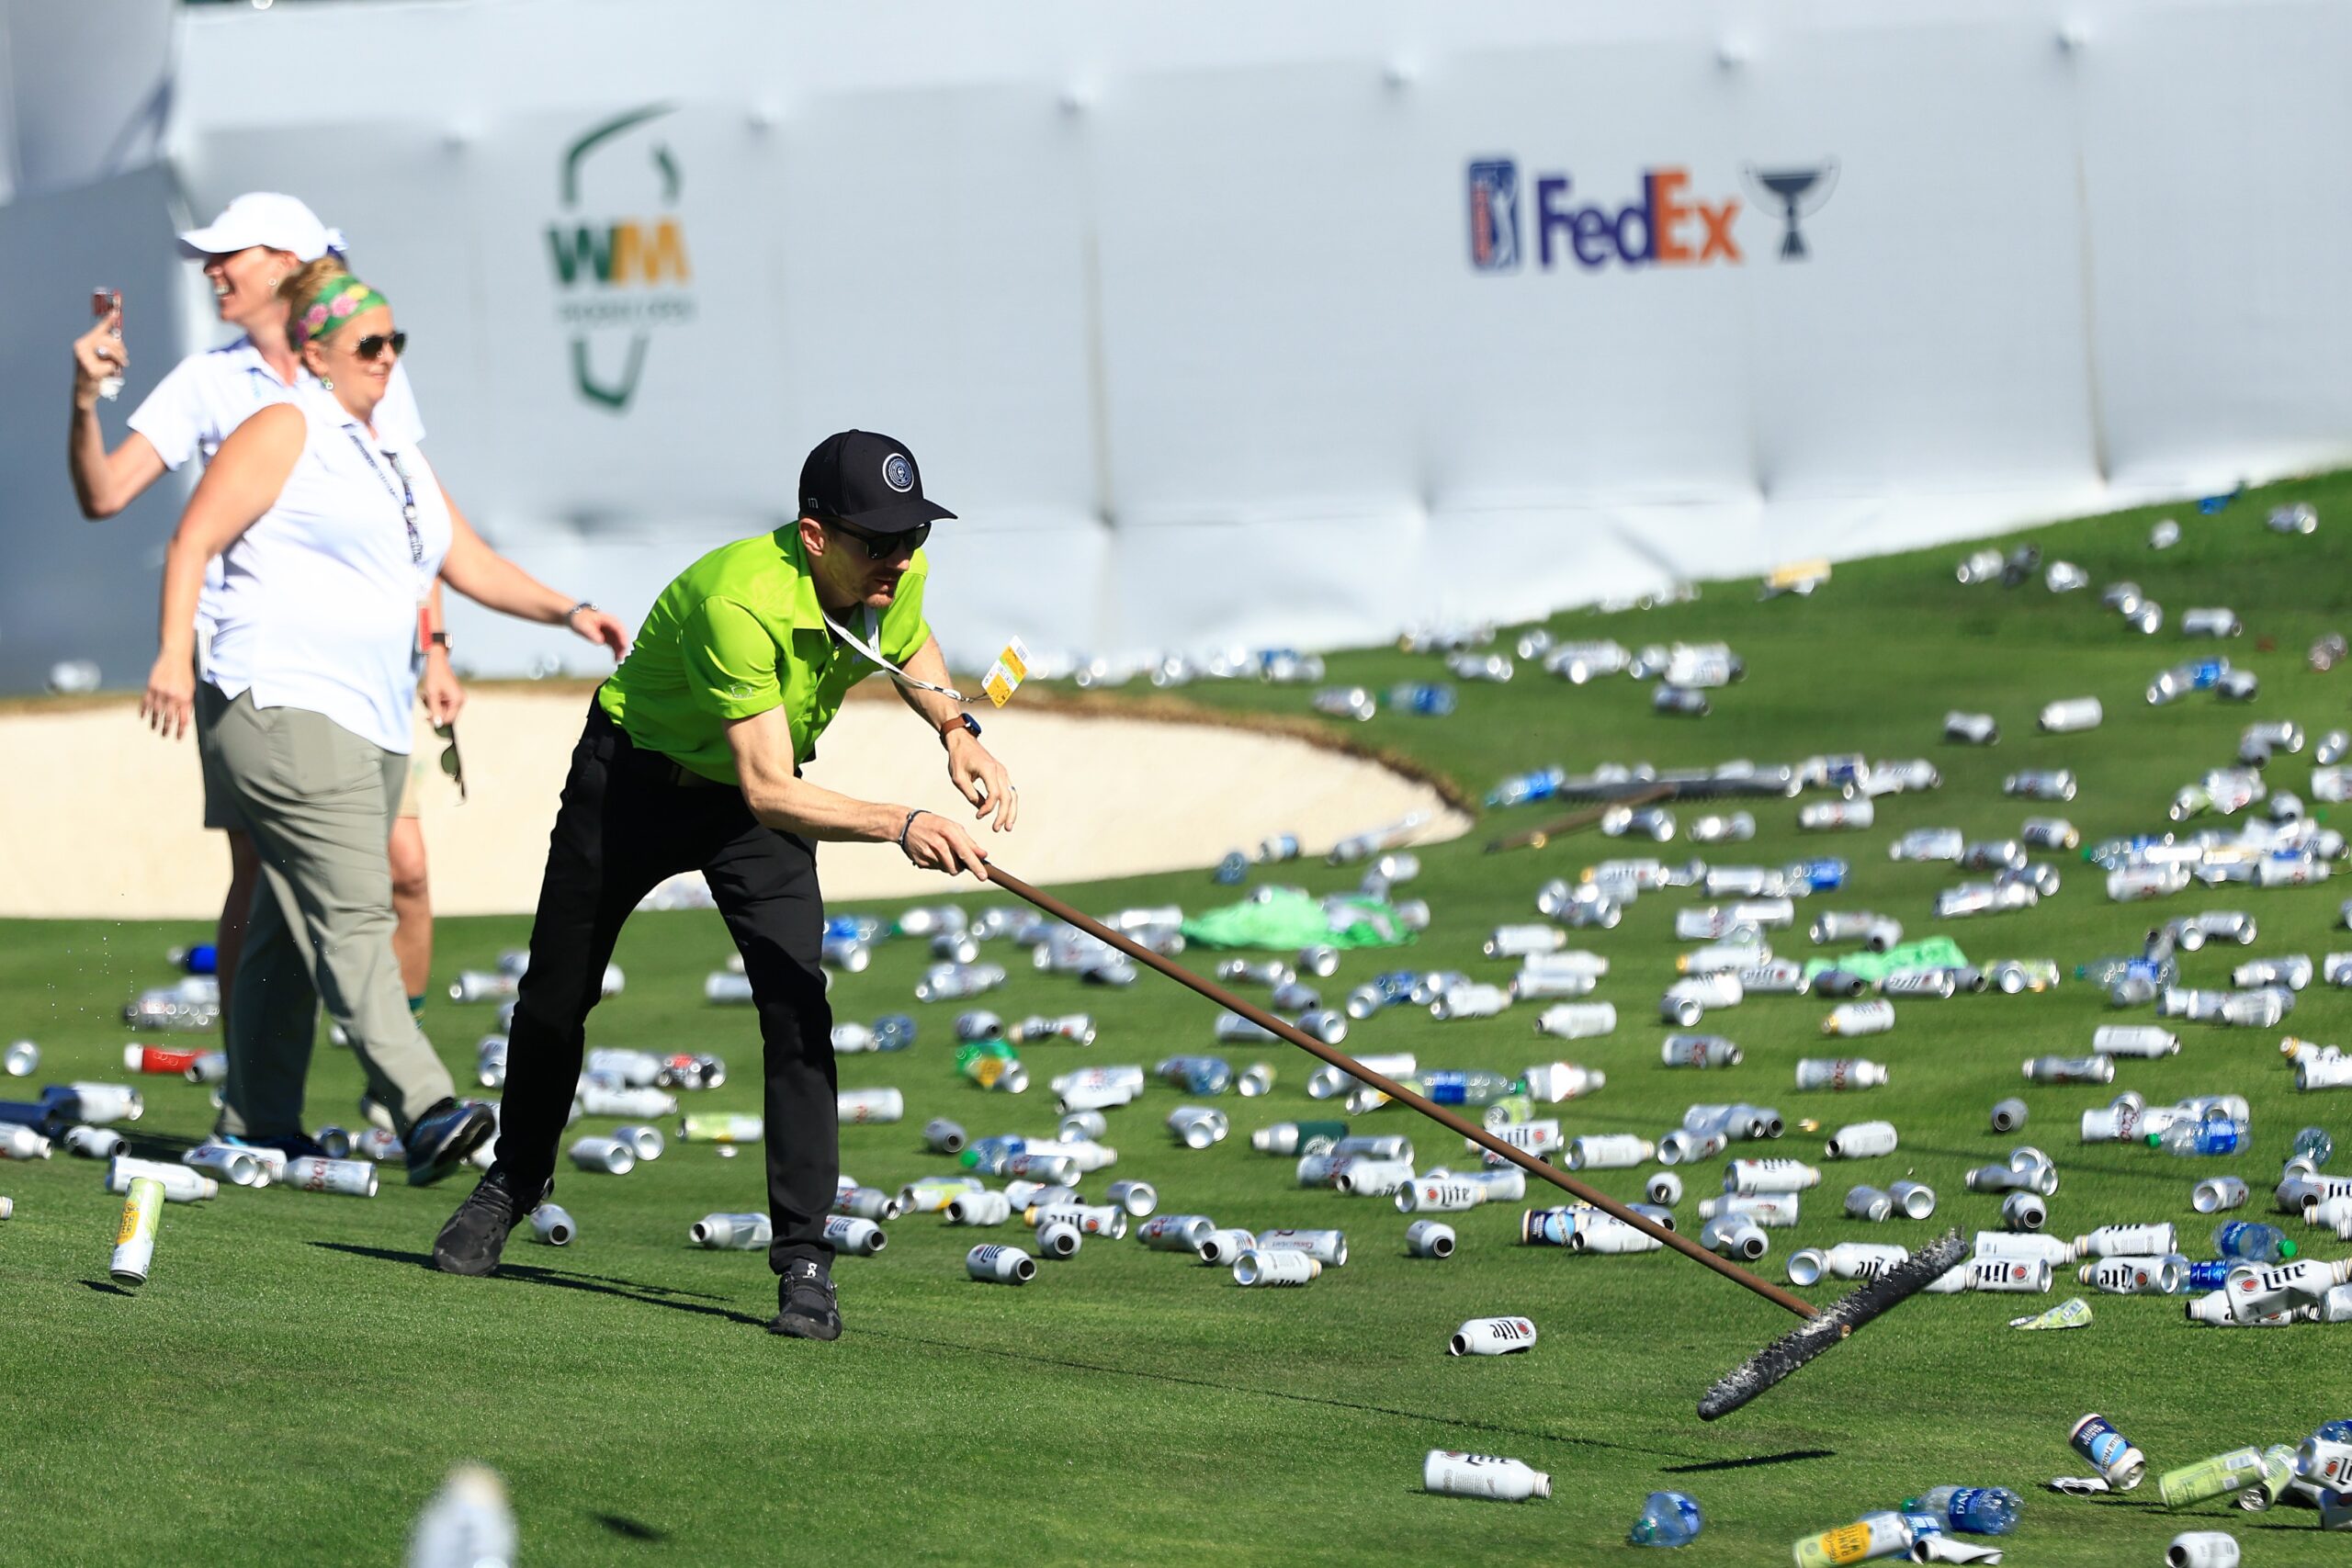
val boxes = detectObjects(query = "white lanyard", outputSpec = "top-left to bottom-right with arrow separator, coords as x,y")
820,606 -> 967,705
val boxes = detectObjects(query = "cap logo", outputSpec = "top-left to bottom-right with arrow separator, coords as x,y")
882,453 -> 915,493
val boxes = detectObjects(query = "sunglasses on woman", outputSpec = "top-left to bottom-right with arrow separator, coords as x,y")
822,514 -> 929,561
351,331 -> 409,361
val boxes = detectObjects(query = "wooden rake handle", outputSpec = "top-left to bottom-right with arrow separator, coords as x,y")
984,866 -> 1818,1322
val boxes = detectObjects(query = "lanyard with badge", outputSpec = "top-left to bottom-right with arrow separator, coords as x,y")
342,427 -> 431,662
819,608 -> 1033,711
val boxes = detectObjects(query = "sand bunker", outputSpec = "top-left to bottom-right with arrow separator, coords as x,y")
0,687 -> 1468,919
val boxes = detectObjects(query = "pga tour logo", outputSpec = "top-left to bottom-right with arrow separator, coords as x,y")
1467,156 -> 1837,273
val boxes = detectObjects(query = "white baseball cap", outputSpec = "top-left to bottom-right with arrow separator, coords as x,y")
175,193 -> 347,263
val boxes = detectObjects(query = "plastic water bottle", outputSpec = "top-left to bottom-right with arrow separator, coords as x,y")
872,1013 -> 917,1052
2294,1126 -> 2335,1167
1487,767 -> 1566,808
1387,682 -> 1458,717
2150,1116 -> 2249,1156
1400,1070 -> 1520,1108
1214,851 -> 1249,885
2211,1221 -> 2299,1263
1902,1485 -> 2020,1536
1627,1490 -> 1703,1547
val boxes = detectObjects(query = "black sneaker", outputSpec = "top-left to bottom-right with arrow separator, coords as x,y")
404,1099 -> 498,1187
431,1166 -> 547,1276
767,1258 -> 842,1340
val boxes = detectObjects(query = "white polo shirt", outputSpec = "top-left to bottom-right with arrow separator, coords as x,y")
205,381 -> 452,755
128,336 -> 424,673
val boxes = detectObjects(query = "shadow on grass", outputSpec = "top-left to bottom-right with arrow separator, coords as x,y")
858,1325 -> 1703,1461
80,1279 -> 136,1297
1662,1448 -> 1834,1473
310,1242 -> 761,1326
594,1514 -> 669,1542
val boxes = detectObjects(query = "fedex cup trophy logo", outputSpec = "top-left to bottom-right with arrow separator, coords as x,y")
547,105 -> 696,412
1741,160 -> 1839,260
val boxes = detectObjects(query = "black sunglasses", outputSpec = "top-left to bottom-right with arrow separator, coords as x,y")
822,514 -> 928,561
352,331 -> 408,361
432,720 -> 468,803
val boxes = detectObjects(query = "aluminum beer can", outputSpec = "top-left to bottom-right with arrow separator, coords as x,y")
2039,696 -> 2102,733
1662,1034 -> 1741,1067
1825,1121 -> 1896,1159
1104,1179 -> 1157,1217
284,1156 -> 378,1198
2093,1025 -> 2179,1057
1990,1098 -> 2029,1134
1193,1227 -> 1256,1266
966,1243 -> 1035,1284
1422,1450 -> 1550,1502
183,1143 -> 263,1187
922,1118 -> 967,1155
1449,1316 -> 1536,1357
823,1215 -> 887,1257
1138,1213 -> 1215,1252
2158,1449 -> 2267,1509
1792,1512 -> 1913,1566
1232,1249 -> 1319,1286
2024,1055 -> 2114,1085
528,1205 -> 577,1246
1822,1001 -> 1894,1037
109,1176 -> 164,1285
568,1136 -> 636,1176
1566,1134 -> 1654,1170
2165,1533 -> 2241,1568
1405,1219 -> 1456,1258
1727,1158 -> 1819,1195
1397,1177 -> 1487,1214
2005,769 -> 2078,802
1889,1180 -> 1937,1219
1796,1058 -> 1888,1090
835,1087 -> 904,1125
1256,1228 -> 1347,1265
62,1125 -> 124,1160
2192,1177 -> 2249,1214
678,1113 -> 763,1144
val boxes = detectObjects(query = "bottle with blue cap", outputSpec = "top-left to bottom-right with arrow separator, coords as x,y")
1900,1485 -> 2020,1536
1626,1490 -> 1702,1547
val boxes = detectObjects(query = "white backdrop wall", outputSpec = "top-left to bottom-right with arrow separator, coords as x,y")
3,0 -> 2350,691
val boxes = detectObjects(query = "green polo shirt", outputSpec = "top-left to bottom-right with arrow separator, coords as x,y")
598,527 -> 931,784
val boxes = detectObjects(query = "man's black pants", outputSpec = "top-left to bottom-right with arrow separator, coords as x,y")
492,699 -> 836,1273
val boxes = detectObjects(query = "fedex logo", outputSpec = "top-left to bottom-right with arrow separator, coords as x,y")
1533,168 -> 1740,269
1467,157 -> 1837,273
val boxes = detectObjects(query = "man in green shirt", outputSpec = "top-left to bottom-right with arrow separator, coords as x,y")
432,431 -> 1013,1340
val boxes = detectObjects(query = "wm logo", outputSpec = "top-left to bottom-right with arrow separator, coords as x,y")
548,105 -> 693,411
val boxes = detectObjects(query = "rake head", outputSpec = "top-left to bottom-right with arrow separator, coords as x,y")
1697,1228 -> 1967,1421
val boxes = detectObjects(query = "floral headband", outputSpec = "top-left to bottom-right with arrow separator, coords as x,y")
293,276 -> 389,344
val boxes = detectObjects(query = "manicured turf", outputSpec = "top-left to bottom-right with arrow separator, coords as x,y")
6,475 -> 2352,1565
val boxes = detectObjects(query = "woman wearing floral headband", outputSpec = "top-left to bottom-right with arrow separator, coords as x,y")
138,256 -> 630,1183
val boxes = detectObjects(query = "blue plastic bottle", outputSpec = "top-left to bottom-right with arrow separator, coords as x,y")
1386,682 -> 1458,717
1902,1485 -> 2020,1536
2150,1116 -> 2249,1156
958,1134 -> 1027,1175
2212,1221 -> 2299,1263
1626,1491 -> 1702,1547
1785,856 -> 1848,891
871,1013 -> 917,1052
1213,851 -> 1249,885
2294,1126 -> 2335,1167
1487,766 -> 1566,808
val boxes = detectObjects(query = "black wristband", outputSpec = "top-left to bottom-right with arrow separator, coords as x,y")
898,808 -> 927,852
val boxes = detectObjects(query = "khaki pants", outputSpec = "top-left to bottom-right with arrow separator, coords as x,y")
201,688 -> 454,1139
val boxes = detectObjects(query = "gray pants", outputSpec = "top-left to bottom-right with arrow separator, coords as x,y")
201,687 -> 454,1139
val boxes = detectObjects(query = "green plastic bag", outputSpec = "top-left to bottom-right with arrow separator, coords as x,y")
1799,935 -> 1968,985
1181,890 -> 1419,952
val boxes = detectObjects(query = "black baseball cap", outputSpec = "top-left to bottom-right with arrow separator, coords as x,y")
798,430 -> 956,534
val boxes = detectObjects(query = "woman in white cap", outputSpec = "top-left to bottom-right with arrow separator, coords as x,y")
138,256 -> 628,1179
68,193 -> 450,1039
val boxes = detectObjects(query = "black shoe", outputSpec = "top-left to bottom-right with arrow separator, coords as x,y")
404,1099 -> 498,1187
767,1259 -> 842,1340
431,1166 -> 547,1276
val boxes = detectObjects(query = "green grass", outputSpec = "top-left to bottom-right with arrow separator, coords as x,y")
7,474 -> 2352,1564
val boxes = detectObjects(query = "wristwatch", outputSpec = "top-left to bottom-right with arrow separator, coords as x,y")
427,631 -> 452,652
939,713 -> 981,745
